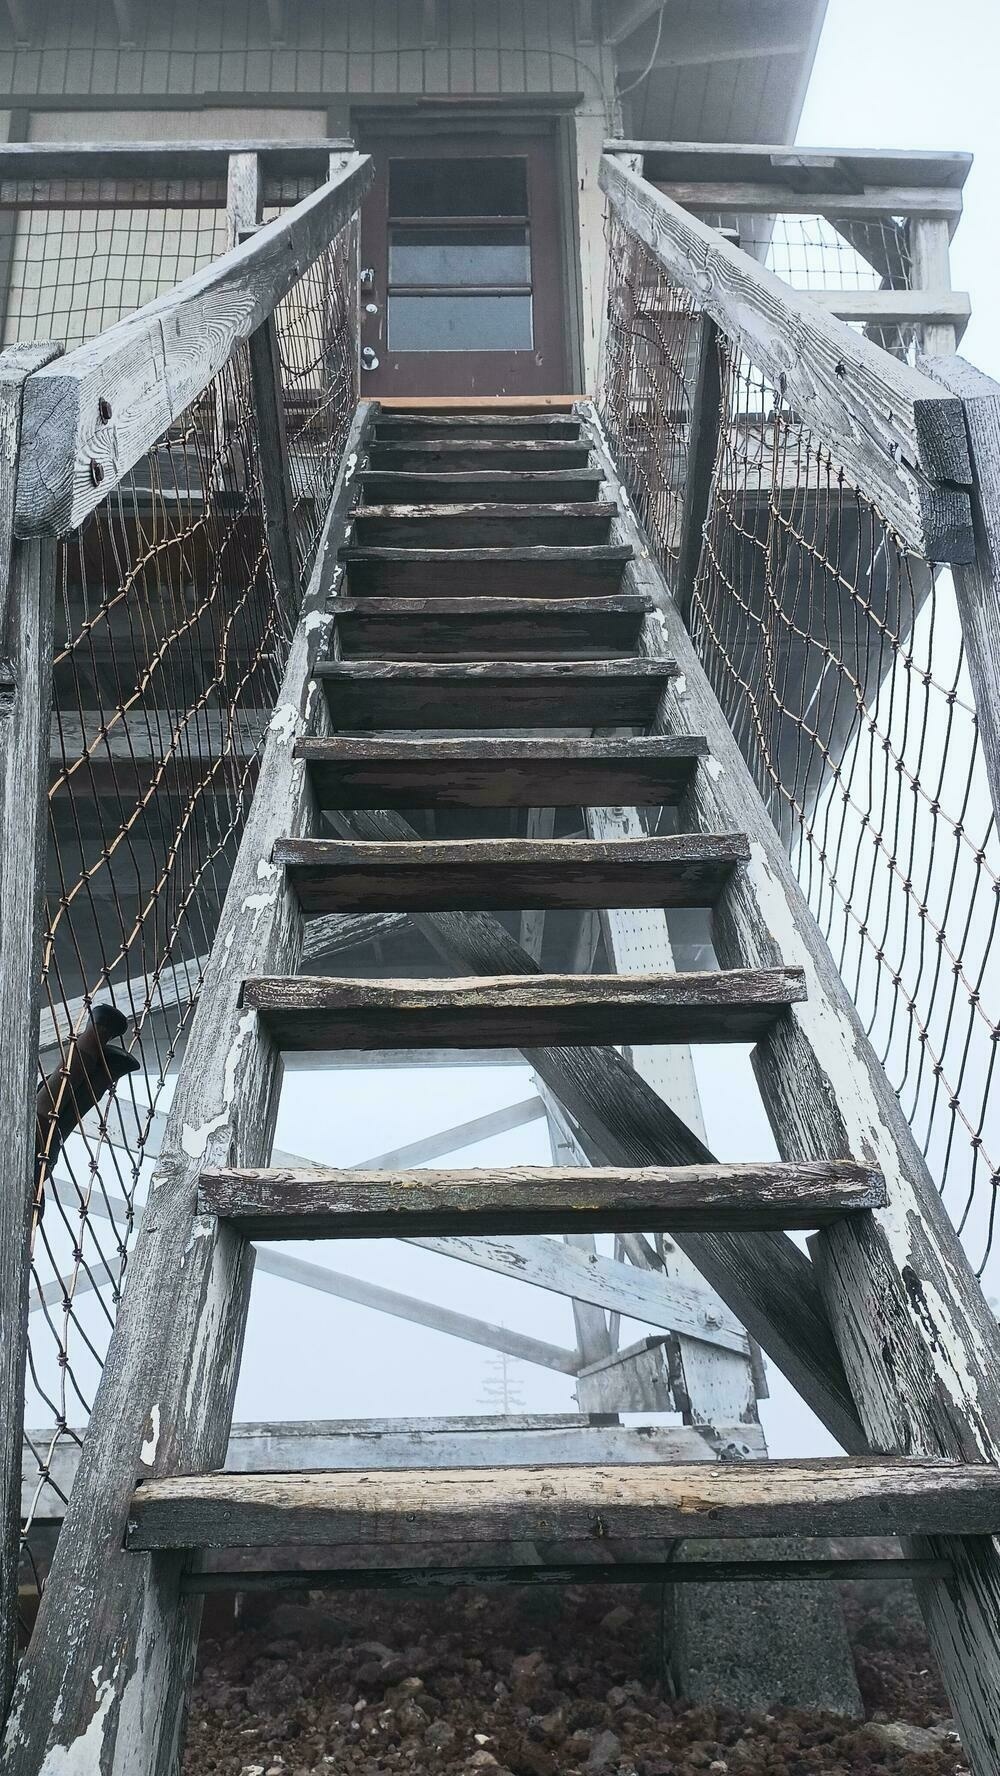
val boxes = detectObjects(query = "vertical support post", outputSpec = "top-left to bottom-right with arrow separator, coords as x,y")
536,1082 -> 614,1378
0,341 -> 61,1720
674,315 -> 722,623
226,151 -> 262,250
910,218 -> 958,357
330,151 -> 363,402
248,315 -> 302,636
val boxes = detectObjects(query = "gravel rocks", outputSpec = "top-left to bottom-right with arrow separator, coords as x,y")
182,1580 -> 967,1775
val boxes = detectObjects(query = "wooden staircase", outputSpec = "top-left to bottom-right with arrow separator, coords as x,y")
8,398 -> 1000,1774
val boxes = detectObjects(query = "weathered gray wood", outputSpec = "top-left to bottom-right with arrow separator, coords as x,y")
127,1459 -> 1000,1551
318,658 -> 673,729
588,403 -> 1000,1776
182,1556 -> 953,1592
243,967 -> 807,1049
609,141 -> 973,191
225,151 -> 261,248
919,357 -> 1000,833
299,735 -> 708,809
374,415 -> 583,440
14,153 -> 373,537
657,181 -> 965,222
301,909 -> 409,965
368,440 -> 592,474
333,592 -> 651,662
0,141 -> 354,182
576,1337 -> 674,1412
276,833 -> 748,912
351,501 -> 614,547
201,1159 -> 882,1239
599,154 -> 974,561
248,314 -> 301,633
909,220 -> 959,355
674,316 -> 722,621
1,402 -> 375,1776
807,288 -> 970,331
340,543 -> 633,598
359,469 -> 604,504
0,349 -> 60,1720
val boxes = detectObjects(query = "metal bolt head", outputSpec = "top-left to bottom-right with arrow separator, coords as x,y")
97,397 -> 112,424
89,460 -> 104,487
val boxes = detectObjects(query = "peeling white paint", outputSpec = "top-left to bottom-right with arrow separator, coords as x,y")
180,1010 -> 256,1159
673,673 -> 687,697
139,1404 -> 160,1467
304,609 -> 327,634
28,1665 -> 118,1774
705,756 -> 724,781
268,703 -> 297,744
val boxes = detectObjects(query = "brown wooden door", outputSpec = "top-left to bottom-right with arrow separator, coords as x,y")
358,130 -> 570,397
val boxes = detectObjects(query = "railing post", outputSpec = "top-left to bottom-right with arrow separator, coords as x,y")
910,218 -> 958,357
0,341 -> 61,1721
674,315 -> 722,624
920,354 -> 1000,827
248,314 -> 302,635
225,150 -> 262,249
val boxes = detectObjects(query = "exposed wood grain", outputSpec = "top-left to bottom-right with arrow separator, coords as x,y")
299,735 -> 708,808
0,403 -> 376,1776
243,967 -> 807,1050
275,833 -> 748,912
0,343 -> 61,1716
317,658 -> 672,729
332,592 -> 650,661
340,543 -> 633,598
359,470 -> 604,505
658,181 -> 964,221
14,153 -> 373,536
200,1159 -> 883,1239
127,1459 -> 1000,1551
350,501 -> 614,547
577,1337 -> 673,1412
599,154 -> 973,561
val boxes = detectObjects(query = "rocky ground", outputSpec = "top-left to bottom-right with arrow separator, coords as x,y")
182,1579 -> 968,1775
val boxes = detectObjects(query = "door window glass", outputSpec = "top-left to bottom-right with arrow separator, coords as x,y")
386,157 -> 533,352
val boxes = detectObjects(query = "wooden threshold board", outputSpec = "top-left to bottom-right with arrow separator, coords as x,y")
199,1158 -> 885,1239
317,659 -> 673,730
274,833 -> 748,913
127,1458 -> 1000,1551
240,968 -> 807,1049
296,736 -> 708,810
331,593 -> 650,662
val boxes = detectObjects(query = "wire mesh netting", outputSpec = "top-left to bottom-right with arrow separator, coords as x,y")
273,219 -> 359,573
599,228 -> 1000,1295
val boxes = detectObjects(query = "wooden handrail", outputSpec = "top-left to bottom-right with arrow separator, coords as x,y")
0,139 -> 354,182
13,150 -> 373,538
599,152 -> 975,563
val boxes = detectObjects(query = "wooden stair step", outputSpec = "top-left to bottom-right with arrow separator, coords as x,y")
317,659 -> 674,730
241,967 -> 807,1049
274,833 -> 748,912
374,414 -> 582,441
126,1458 -> 1000,1552
331,594 -> 651,661
366,441 -> 592,474
359,469 -> 604,505
199,1158 -> 886,1240
350,502 -> 615,548
296,736 -> 708,809
340,543 -> 632,599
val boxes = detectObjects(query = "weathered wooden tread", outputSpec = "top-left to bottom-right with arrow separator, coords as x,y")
296,736 -> 709,808
331,593 -> 651,663
367,440 -> 589,457
126,1458 -> 1000,1551
341,543 -> 631,599
339,544 -> 631,563
274,833 -> 748,912
374,415 -> 582,439
349,502 -> 615,547
241,968 -> 807,1049
358,470 -> 604,505
318,658 -> 675,731
199,1158 -> 886,1239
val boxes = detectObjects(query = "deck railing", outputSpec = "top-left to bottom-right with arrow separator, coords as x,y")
0,146 -> 371,1706
598,148 -> 1000,1298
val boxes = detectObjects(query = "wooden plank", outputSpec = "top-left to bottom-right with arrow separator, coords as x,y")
350,501 -> 614,546
249,315 -> 301,633
674,317 -> 722,621
318,658 -> 671,729
226,151 -> 261,250
375,396 -> 583,411
599,154 -> 974,561
200,1158 -> 884,1240
657,181 -> 965,222
299,735 -> 708,809
0,344 -> 60,1719
589,406 -> 1000,1776
358,469 -> 604,504
0,142 -> 354,183
339,544 -> 633,598
0,402 -> 377,1776
919,357 -> 1000,827
275,833 -> 748,912
243,967 -> 808,1050
374,415 -> 583,439
808,289 -> 970,332
332,592 -> 650,661
182,1556 -> 953,1592
910,220 -> 959,355
576,1337 -> 674,1412
367,441 -> 592,473
127,1459 -> 1000,1551
609,141 -> 973,191
13,153 -> 374,537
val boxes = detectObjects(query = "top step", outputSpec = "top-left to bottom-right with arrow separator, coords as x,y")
374,414 -> 583,442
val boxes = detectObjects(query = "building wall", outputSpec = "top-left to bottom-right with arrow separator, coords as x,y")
0,1 -> 623,387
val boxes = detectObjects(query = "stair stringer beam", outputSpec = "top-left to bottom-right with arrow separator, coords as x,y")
1,402 -> 376,1776
584,403 -> 1000,1776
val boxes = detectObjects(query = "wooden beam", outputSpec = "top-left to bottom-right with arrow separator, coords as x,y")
1,403 -> 375,1776
599,154 -> 974,561
225,151 -> 261,248
182,1556 -> 953,1592
127,1459 -> 1000,1550
809,289 -> 969,334
674,316 -> 722,621
201,1159 -> 882,1239
658,182 -> 964,223
0,346 -> 60,1720
248,314 -> 301,633
910,218 -> 959,355
14,152 -> 373,537
606,141 -> 973,192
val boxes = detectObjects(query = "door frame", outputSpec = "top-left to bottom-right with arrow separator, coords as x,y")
351,103 -> 585,396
